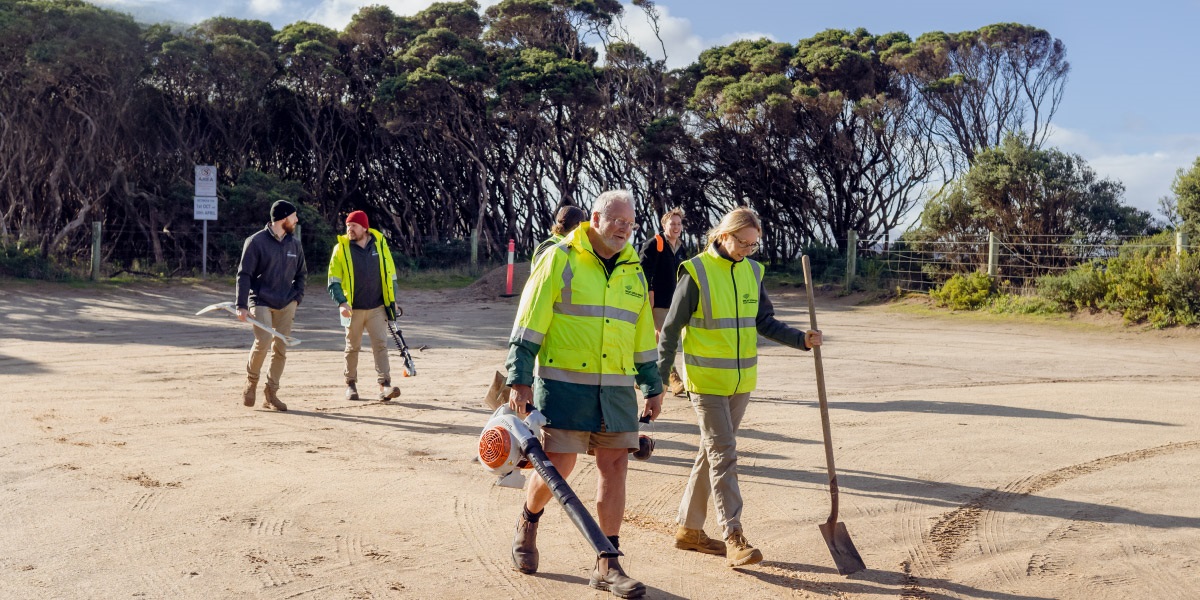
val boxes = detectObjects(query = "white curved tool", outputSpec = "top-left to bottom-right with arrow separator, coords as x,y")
195,301 -> 301,347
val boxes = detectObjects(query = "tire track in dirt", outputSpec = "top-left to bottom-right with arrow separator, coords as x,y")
452,494 -> 549,598
901,439 -> 1200,599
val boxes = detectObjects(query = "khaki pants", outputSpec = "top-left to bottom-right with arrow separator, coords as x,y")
677,391 -> 752,538
246,301 -> 297,391
344,305 -> 391,385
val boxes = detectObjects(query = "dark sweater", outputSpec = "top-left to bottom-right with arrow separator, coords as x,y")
235,224 -> 307,310
639,234 -> 689,309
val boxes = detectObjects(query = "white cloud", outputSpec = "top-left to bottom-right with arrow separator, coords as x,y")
306,0 -> 502,30
249,0 -> 283,16
617,3 -> 705,68
1049,126 -> 1200,215
617,3 -> 774,69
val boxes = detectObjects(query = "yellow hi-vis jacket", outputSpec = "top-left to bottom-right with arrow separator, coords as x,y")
505,222 -> 663,432
326,228 -> 398,320
679,244 -> 764,395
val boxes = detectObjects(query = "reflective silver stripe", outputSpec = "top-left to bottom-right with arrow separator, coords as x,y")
537,366 -> 636,387
750,260 -> 762,283
329,276 -> 342,283
633,349 -> 659,363
636,270 -> 648,297
560,259 -> 574,305
689,257 -> 714,327
688,316 -> 757,329
684,354 -> 758,369
511,326 -> 545,345
554,303 -> 639,324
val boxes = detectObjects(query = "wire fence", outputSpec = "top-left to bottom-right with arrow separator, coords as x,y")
884,232 -> 1196,293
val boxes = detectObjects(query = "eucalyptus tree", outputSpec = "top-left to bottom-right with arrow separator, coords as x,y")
885,23 -> 1069,171
0,0 -> 144,256
373,1 -> 494,256
793,28 -> 940,251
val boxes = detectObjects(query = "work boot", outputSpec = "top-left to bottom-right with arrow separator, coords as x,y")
668,369 -> 686,397
345,382 -> 359,401
725,531 -> 763,567
242,380 -> 257,407
379,383 -> 401,401
262,387 -> 288,412
511,515 -> 539,574
674,525 -> 726,555
589,557 -> 646,598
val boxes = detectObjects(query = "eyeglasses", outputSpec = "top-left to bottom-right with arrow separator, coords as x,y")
731,235 -> 761,252
605,216 -> 640,231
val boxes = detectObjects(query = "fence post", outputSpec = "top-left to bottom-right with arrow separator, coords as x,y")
1178,230 -> 1188,272
844,231 -> 857,292
91,221 -> 102,281
987,232 -> 998,277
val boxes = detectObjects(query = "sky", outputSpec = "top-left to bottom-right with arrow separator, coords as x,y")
92,0 -> 1200,218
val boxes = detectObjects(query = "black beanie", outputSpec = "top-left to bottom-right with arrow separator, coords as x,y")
270,200 -> 297,221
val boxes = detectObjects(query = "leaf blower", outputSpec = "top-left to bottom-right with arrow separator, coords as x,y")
477,404 -> 620,559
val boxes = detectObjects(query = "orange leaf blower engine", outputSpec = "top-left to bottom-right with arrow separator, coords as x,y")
476,404 -> 620,559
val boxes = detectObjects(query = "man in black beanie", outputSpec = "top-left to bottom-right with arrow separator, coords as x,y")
234,199 -> 307,411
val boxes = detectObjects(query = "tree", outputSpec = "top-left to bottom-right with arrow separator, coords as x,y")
915,134 -> 1156,276
885,23 -> 1069,171
1173,157 -> 1200,238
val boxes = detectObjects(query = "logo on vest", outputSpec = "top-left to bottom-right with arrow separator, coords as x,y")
624,284 -> 644,299
741,292 -> 757,305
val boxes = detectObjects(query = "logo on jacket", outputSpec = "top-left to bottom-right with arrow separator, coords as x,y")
624,284 -> 644,299
742,292 -> 757,305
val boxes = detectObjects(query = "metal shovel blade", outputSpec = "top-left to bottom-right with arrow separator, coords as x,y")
818,520 -> 866,575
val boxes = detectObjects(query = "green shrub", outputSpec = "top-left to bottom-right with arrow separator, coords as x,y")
987,293 -> 1062,315
0,245 -> 72,280
930,271 -> 995,310
1037,261 -> 1107,310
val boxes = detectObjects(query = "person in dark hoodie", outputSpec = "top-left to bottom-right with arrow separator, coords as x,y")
235,200 -> 307,411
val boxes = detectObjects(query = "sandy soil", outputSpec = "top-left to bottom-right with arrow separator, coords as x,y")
2,276 -> 1199,600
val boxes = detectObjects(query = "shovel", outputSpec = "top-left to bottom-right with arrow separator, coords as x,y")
801,255 -> 866,575
196,301 -> 301,347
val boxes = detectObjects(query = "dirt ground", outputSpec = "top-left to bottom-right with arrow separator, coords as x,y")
2,276 -> 1199,600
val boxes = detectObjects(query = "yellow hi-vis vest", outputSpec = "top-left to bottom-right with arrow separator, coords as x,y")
327,228 -> 398,319
679,245 -> 763,396
508,222 -> 659,432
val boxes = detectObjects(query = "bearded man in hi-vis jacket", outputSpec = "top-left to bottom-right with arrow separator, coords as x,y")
505,189 -> 664,599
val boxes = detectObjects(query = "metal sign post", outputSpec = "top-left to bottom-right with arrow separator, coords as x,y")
194,166 -> 218,278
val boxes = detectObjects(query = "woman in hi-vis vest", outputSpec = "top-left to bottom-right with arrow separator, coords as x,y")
656,207 -> 822,567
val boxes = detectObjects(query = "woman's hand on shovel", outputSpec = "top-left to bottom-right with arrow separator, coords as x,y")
804,329 -> 823,349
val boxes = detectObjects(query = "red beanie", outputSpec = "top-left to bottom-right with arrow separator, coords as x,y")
345,210 -> 369,229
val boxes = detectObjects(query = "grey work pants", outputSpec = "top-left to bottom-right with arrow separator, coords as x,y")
245,301 -> 297,391
677,391 -> 752,538
343,305 -> 391,385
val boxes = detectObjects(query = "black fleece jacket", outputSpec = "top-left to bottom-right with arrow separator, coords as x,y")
235,224 -> 307,310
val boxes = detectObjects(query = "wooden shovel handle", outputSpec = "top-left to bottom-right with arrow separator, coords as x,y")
802,255 -> 841,525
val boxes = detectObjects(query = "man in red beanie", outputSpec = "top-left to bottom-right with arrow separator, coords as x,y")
327,210 -> 402,401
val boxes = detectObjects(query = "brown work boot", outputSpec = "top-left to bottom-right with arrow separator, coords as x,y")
511,514 -> 539,574
589,557 -> 646,598
674,525 -> 726,555
379,383 -> 401,401
725,531 -> 763,567
668,369 -> 686,397
345,382 -> 359,401
262,387 -> 288,412
242,380 -> 257,407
